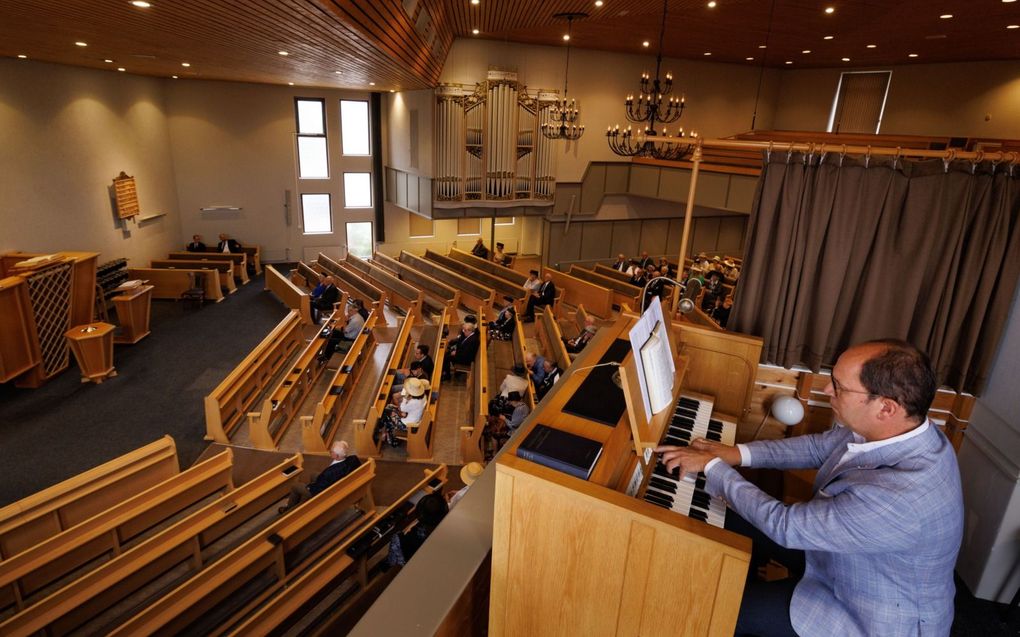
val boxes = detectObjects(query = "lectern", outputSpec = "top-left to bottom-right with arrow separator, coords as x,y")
65,323 -> 117,383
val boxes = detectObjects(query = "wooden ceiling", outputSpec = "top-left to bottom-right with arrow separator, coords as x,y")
1,0 -> 1017,89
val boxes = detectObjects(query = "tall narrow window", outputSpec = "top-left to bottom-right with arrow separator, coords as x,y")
827,71 -> 892,134
346,222 -> 373,258
340,100 -> 370,156
301,193 -> 332,234
344,172 -> 372,208
295,98 -> 328,179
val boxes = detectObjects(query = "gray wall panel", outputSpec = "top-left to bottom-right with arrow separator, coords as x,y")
580,164 -> 606,213
726,174 -> 759,212
640,219 -> 671,258
628,165 -> 660,198
605,164 -> 630,193
693,172 -> 729,208
547,221 -> 583,268
580,223 -> 614,262
658,168 -> 692,202
611,220 -> 642,258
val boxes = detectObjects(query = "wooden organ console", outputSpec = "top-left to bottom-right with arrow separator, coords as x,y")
491,312 -> 763,636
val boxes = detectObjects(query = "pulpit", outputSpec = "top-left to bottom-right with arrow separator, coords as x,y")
65,323 -> 117,383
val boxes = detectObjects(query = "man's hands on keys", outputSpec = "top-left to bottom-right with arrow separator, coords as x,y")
655,438 -> 741,476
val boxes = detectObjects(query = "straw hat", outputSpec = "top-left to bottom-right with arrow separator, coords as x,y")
460,462 -> 484,486
402,377 -> 428,398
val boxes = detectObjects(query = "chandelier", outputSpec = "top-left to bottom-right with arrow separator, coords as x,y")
541,13 -> 585,141
606,0 -> 696,160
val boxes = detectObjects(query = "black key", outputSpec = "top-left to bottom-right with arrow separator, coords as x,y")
645,490 -> 674,507
663,435 -> 688,447
666,429 -> 691,441
691,493 -> 712,509
695,476 -> 707,490
644,493 -> 670,509
706,431 -> 722,442
689,509 -> 708,522
678,397 -> 700,409
654,463 -> 678,480
672,415 -> 695,428
708,420 -> 723,433
675,407 -> 698,419
649,477 -> 677,493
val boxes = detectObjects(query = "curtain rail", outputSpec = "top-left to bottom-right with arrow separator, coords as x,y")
700,138 -> 1019,163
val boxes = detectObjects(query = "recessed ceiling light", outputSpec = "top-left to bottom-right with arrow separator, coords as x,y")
17,54 -> 27,59
1004,0 -> 1017,3
823,35 -> 834,40
471,0 -> 480,4
172,75 -> 178,79
940,14 -> 952,19
278,51 -> 289,56
866,44 -> 877,48
841,57 -> 850,62
288,82 -> 294,86
335,70 -> 343,74
563,34 -> 570,41
369,82 -> 376,86
472,28 -> 479,34
704,52 -> 711,56
1009,24 -> 1020,29
642,40 -> 650,47
390,89 -> 395,93
75,41 -> 88,47
131,1 -> 152,7
825,7 -> 835,14
745,57 -> 754,61
785,60 -> 793,64
181,62 -> 190,67
908,53 -> 919,57
104,58 -> 114,63
117,67 -> 126,72
802,49 -> 811,54
707,0 -> 717,7
758,44 -> 766,49
595,0 -> 604,6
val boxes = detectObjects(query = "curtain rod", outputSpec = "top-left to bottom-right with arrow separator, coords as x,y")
697,138 -> 1018,163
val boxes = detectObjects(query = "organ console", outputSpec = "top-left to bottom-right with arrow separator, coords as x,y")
490,309 -> 763,636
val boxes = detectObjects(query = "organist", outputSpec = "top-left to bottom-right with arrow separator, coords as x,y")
658,339 -> 963,637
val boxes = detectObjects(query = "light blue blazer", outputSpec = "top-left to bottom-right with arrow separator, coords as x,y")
707,422 -> 963,637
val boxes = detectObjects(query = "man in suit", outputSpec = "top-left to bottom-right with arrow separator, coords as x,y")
470,238 -> 489,260
610,253 -> 628,271
521,271 -> 556,322
317,298 -> 365,362
186,234 -> 206,252
659,340 -> 963,637
637,251 -> 653,270
217,233 -> 242,253
278,440 -> 361,513
311,275 -> 340,323
442,321 -> 480,379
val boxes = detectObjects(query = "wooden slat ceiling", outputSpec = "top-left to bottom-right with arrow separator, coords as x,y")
1,0 -> 1017,89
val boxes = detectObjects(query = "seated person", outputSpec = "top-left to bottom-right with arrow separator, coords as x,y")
523,269 -> 542,293
525,351 -> 547,385
610,253 -> 628,272
535,359 -> 562,401
393,360 -> 428,392
701,271 -> 726,311
563,316 -> 598,354
470,238 -> 489,259
707,295 -> 733,328
387,492 -> 448,566
448,462 -> 484,508
488,296 -> 517,341
186,234 -> 206,252
442,321 -> 480,378
498,364 -> 530,398
311,275 -> 340,323
374,377 -> 430,447
278,440 -> 361,513
522,272 -> 556,321
317,299 -> 366,362
493,242 -> 511,266
485,391 -> 530,456
629,264 -> 648,287
217,233 -> 242,253
309,272 -> 328,300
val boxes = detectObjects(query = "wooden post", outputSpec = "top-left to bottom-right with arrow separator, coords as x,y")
673,140 -> 703,315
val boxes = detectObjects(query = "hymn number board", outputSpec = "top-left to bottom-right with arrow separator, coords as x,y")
112,172 -> 140,219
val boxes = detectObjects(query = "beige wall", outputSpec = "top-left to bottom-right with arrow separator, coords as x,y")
0,59 -> 182,264
385,89 -> 434,176
378,204 -> 530,256
774,60 -> 1020,138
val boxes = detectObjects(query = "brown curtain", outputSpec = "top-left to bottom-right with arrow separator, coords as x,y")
730,152 -> 1020,394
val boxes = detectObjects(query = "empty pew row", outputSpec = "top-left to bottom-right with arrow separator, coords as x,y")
343,252 -> 426,323
354,311 -> 418,458
0,436 -> 179,561
316,253 -> 389,325
127,267 -> 225,303
247,307 -> 358,451
150,259 -> 238,295
447,247 -> 528,286
458,323 -> 490,464
0,453 -> 305,637
223,464 -> 447,636
0,450 -> 234,614
301,311 -> 380,454
204,311 -> 306,444
289,260 -> 321,290
105,459 -> 377,637
424,249 -> 526,302
167,251 -> 249,284
538,307 -> 572,373
398,250 -> 496,319
407,308 -> 449,463
568,265 -> 642,309
372,251 -> 460,315
512,304 -> 538,410
264,263 -> 314,325
542,267 -> 613,319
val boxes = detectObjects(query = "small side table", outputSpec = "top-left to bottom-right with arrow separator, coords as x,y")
112,284 -> 153,344
65,323 -> 117,383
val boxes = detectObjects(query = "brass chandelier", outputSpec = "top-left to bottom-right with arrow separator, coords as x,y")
541,13 -> 585,141
606,0 -> 696,160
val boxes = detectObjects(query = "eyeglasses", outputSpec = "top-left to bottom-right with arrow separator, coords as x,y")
830,375 -> 875,399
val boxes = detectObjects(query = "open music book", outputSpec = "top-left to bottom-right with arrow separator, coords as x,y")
628,302 -> 676,421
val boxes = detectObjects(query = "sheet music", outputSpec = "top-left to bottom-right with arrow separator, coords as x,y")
628,301 -> 676,421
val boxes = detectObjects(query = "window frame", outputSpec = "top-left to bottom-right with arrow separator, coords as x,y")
346,221 -> 374,258
300,192 -> 333,235
343,172 -> 373,209
340,99 -> 372,157
295,97 -> 329,179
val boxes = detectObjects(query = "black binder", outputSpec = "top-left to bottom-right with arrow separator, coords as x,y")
516,424 -> 603,480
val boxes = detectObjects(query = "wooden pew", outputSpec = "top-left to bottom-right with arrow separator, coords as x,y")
247,308 -> 349,450
373,251 -> 459,315
150,258 -> 237,294
593,263 -> 635,284
0,436 -> 178,560
289,261 -> 320,290
264,264 -> 313,325
568,265 -> 642,309
301,311 -> 379,454
537,307 -> 571,373
167,251 -> 249,284
343,252 -> 426,324
407,308 -> 448,463
0,454 -> 304,637
398,250 -> 496,319
105,460 -> 377,637
215,464 -> 447,636
316,253 -> 389,325
424,249 -> 526,303
542,267 -> 613,318
0,450 -> 234,612
512,304 -> 538,410
128,267 -> 225,303
354,312 -> 417,458
458,324 -> 489,464
447,247 -> 528,286
204,311 -> 305,443
193,245 -> 262,275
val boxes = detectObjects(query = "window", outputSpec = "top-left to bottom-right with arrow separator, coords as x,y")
301,194 -> 332,234
340,100 -> 370,156
343,173 -> 372,208
827,71 -> 892,134
295,98 -> 328,179
346,222 -> 373,258
408,211 -> 434,238
457,218 -> 480,235
495,216 -> 516,226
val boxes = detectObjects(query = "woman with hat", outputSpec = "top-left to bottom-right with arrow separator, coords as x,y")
448,462 -> 484,507
375,377 -> 430,447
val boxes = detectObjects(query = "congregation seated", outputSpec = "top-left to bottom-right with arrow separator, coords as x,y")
186,234 -> 206,252
396,344 -> 434,382
311,275 -> 341,323
522,271 -> 556,322
563,315 -> 598,354
707,295 -> 733,328
317,299 -> 365,362
470,238 -> 489,260
609,253 -> 628,272
386,492 -> 448,566
374,377 -> 429,448
217,232 -> 243,253
447,462 -> 483,508
523,269 -> 542,293
484,390 -> 530,457
525,351 -> 547,385
442,319 -> 480,379
628,262 -> 648,286
492,242 -> 511,266
277,440 -> 361,514
488,295 -> 517,341
535,359 -> 561,401
309,271 -> 328,300
701,270 -> 727,311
